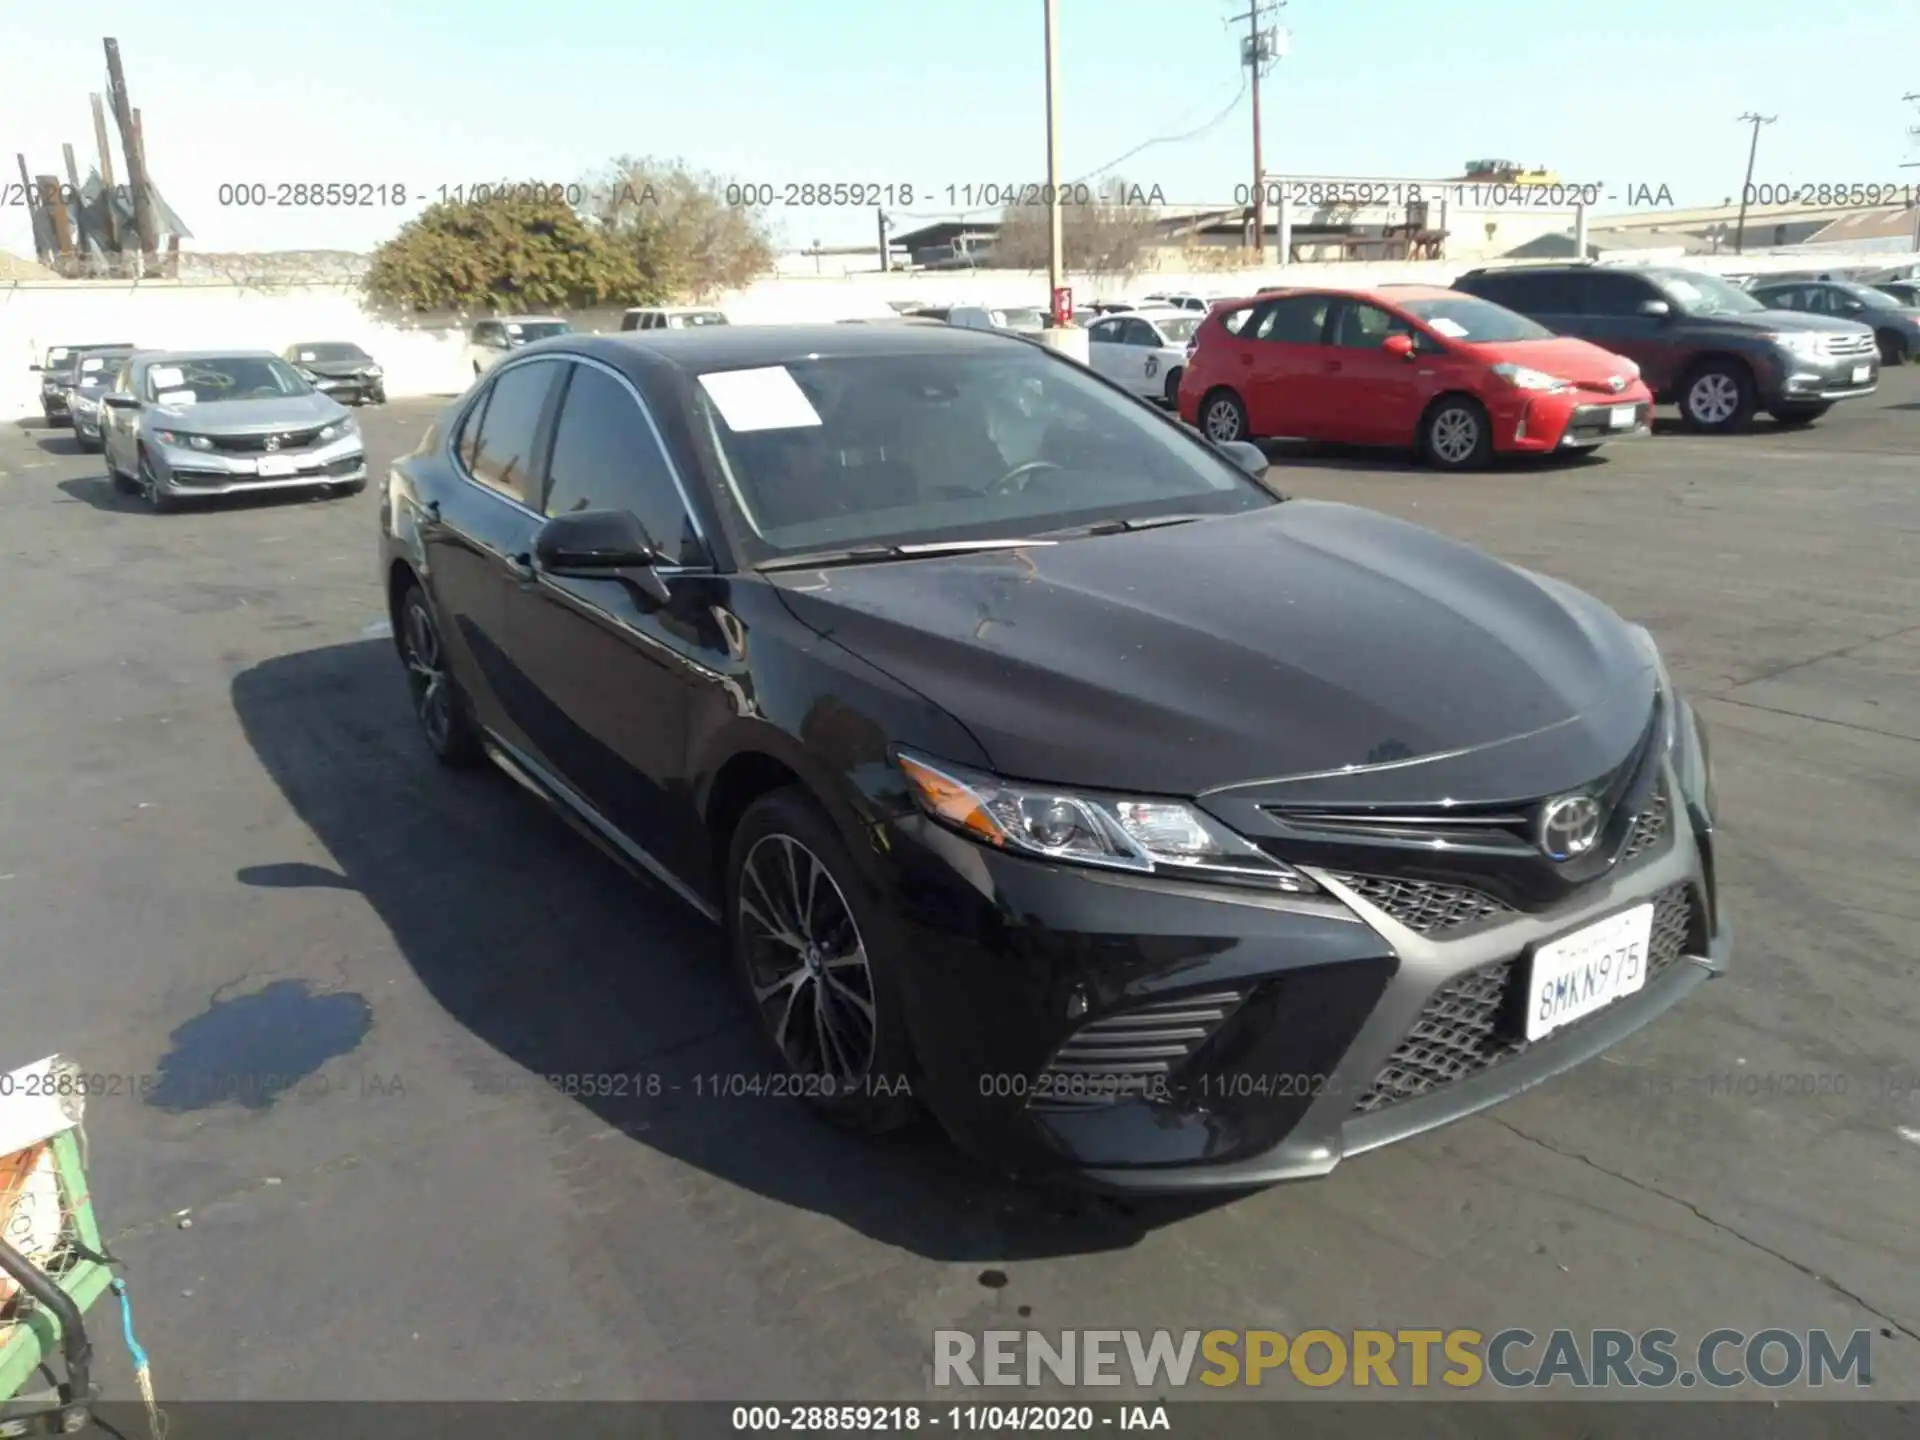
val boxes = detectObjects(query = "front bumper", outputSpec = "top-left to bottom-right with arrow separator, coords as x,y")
881,755 -> 1724,1192
40,389 -> 71,421
1759,346 -> 1878,404
148,433 -> 367,496
310,376 -> 385,403
1495,390 -> 1654,453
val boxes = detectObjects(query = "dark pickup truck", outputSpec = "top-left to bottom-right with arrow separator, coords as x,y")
1451,263 -> 1878,431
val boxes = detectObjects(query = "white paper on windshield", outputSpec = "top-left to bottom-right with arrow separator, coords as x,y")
148,365 -> 185,390
698,366 -> 822,432
155,389 -> 197,406
298,350 -> 317,362
81,357 -> 105,372
1427,317 -> 1469,338
504,323 -> 524,335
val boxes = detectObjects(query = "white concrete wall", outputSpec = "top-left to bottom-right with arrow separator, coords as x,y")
0,248 -> 1870,420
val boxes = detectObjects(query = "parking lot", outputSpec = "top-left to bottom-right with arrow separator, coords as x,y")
1,373 -> 1916,1403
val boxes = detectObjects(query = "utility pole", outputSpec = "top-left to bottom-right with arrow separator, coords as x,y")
1731,112 -> 1775,255
876,207 -> 891,272
1227,1 -> 1285,257
1905,94 -> 1920,250
1043,0 -> 1064,312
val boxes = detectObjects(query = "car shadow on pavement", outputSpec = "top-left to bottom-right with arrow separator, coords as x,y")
55,474 -> 360,516
33,429 -> 87,455
231,640 -> 1232,1263
1261,439 -> 1609,476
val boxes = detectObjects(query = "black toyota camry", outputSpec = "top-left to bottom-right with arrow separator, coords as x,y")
377,322 -> 1728,1191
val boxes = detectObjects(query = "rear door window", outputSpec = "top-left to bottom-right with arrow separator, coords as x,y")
466,359 -> 564,505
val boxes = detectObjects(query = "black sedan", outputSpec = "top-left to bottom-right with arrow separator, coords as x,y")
377,324 -> 1728,1191
284,342 -> 386,404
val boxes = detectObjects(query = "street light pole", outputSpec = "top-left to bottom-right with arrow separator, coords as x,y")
1732,112 -> 1775,255
1043,0 -> 1064,309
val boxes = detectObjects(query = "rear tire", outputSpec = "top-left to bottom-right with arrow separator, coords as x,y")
1199,388 -> 1249,443
397,581 -> 484,768
1419,396 -> 1493,471
1678,360 -> 1756,433
1162,366 -> 1184,408
726,787 -> 920,1137
1769,403 -> 1830,428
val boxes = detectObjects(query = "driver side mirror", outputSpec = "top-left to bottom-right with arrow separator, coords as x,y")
1381,334 -> 1417,360
102,392 -> 139,410
1216,439 -> 1269,480
1638,299 -> 1672,318
533,508 -> 672,607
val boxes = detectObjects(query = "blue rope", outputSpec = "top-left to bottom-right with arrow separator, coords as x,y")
110,1276 -> 149,1373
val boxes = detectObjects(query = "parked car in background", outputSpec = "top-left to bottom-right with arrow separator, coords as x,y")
620,306 -> 731,332
66,347 -> 138,452
284,342 -> 387,404
1873,281 -> 1920,308
1178,286 -> 1653,471
1083,301 -> 1139,317
1087,307 -> 1203,406
1141,292 -> 1209,313
32,342 -> 137,424
910,305 -> 1047,338
378,321 -> 1724,1189
1745,278 -> 1920,365
462,316 -> 574,378
1450,263 -> 1878,431
99,350 -> 366,512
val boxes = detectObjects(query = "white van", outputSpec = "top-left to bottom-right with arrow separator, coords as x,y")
620,307 -> 731,332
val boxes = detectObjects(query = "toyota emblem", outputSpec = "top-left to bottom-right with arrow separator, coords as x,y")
1538,793 -> 1603,861
1608,375 -> 1627,393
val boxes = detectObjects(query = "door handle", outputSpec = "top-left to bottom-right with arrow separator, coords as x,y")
505,553 -> 536,583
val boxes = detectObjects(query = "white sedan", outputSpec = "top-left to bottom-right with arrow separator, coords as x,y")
1085,308 -> 1202,406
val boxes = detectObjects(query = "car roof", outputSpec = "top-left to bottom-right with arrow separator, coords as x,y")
288,339 -> 367,346
624,305 -> 724,314
486,315 -> 568,324
136,349 -> 280,362
564,321 -> 1030,374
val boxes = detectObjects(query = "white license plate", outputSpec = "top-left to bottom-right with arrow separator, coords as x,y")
256,455 -> 304,477
1608,405 -> 1637,429
1851,364 -> 1871,384
1523,903 -> 1655,1041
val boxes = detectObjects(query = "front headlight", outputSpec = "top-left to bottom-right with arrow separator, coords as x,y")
1612,356 -> 1641,379
1767,331 -> 1825,357
317,416 -> 360,443
1490,362 -> 1570,393
897,751 -> 1317,893
366,365 -> 383,378
154,429 -> 214,451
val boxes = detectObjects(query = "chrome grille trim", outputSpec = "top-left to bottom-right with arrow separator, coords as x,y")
1034,988 -> 1246,1109
1819,332 -> 1875,358
208,426 -> 328,454
1323,872 -> 1515,936
1351,881 -> 1695,1114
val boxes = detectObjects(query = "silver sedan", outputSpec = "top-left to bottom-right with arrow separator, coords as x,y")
100,350 -> 368,512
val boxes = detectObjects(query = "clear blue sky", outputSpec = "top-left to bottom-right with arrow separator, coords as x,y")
4,0 -> 1916,258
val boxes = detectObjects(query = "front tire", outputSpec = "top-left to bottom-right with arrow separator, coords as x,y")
138,451 -> 177,513
1875,330 -> 1908,366
1199,388 -> 1249,443
1679,361 -> 1756,433
1419,396 -> 1492,471
726,788 -> 919,1136
1770,403 -> 1831,428
397,582 -> 483,768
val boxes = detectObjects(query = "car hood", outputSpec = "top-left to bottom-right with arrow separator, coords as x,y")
1472,337 -> 1644,386
1706,307 -> 1873,335
771,501 -> 1654,797
145,394 -> 347,430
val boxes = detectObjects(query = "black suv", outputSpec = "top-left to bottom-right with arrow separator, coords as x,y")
1451,264 -> 1879,432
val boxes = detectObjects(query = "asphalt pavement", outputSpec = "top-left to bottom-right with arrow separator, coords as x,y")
0,375 -> 1916,1405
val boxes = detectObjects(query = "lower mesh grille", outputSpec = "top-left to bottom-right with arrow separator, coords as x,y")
1326,873 -> 1514,936
1033,989 -> 1246,1109
1351,882 -> 1696,1114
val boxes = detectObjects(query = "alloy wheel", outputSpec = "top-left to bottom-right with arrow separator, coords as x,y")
1203,397 -> 1244,442
737,833 -> 877,1085
1429,406 -> 1480,464
1687,373 -> 1740,426
401,595 -> 455,752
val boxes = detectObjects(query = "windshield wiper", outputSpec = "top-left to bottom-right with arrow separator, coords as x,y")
1057,513 -> 1211,538
759,537 -> 1058,572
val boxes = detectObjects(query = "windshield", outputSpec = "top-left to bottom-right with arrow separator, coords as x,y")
1400,296 -> 1552,343
143,356 -> 313,403
1151,315 -> 1202,343
1657,272 -> 1764,316
692,349 -> 1276,559
506,321 -> 572,344
993,308 -> 1045,329
76,353 -> 133,385
293,343 -> 371,362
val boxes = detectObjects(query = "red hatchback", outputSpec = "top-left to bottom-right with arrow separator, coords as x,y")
1177,285 -> 1654,471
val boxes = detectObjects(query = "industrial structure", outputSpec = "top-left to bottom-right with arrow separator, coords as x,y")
15,38 -> 192,278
